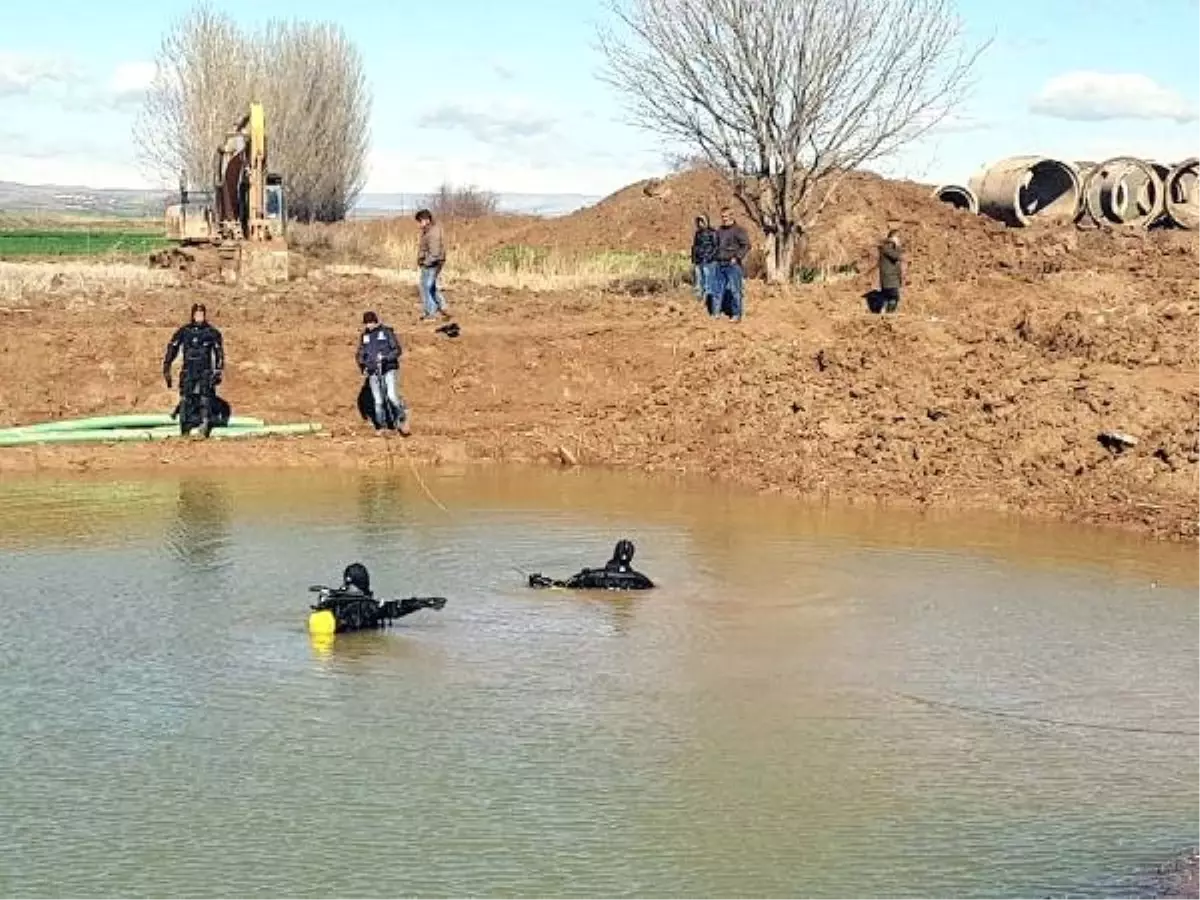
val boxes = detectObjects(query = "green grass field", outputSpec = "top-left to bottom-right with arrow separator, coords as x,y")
0,213 -> 166,259
0,229 -> 169,258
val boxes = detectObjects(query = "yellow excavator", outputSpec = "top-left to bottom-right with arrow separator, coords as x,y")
155,102 -> 289,283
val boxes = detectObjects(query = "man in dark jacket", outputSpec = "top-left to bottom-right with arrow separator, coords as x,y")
162,303 -> 224,437
690,214 -> 718,304
878,229 -> 903,313
356,311 -> 410,435
710,207 -> 751,321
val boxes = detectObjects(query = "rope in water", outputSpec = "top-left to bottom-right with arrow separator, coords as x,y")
894,691 -> 1197,737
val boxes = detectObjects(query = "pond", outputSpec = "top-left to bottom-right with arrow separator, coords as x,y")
0,466 -> 1195,898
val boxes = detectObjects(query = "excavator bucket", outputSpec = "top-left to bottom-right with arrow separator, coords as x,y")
233,240 -> 290,285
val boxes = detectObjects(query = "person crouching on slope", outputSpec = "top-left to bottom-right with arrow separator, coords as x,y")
357,311 -> 411,436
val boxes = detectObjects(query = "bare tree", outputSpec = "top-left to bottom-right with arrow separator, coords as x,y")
249,20 -> 372,221
137,2 -> 372,223
598,0 -> 988,282
138,4 -> 249,191
427,183 -> 499,219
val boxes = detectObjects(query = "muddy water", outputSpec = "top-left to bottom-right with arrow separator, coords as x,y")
0,466 -> 1195,899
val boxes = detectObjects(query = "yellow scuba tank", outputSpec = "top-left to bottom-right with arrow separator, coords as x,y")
308,609 -> 337,636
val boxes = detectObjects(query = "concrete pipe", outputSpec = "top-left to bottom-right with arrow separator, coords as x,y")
1083,157 -> 1165,228
1165,157 -> 1199,229
971,156 -> 1082,227
933,184 -> 978,214
1074,162 -> 1098,222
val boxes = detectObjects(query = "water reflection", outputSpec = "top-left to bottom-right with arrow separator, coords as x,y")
164,477 -> 232,573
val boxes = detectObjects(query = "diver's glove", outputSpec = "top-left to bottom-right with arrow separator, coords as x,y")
212,370 -> 223,387
528,573 -> 555,588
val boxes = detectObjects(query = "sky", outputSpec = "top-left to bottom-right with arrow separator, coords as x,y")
0,0 -> 1197,196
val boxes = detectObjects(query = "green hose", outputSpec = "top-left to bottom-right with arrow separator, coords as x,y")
0,413 -> 266,436
0,423 -> 322,447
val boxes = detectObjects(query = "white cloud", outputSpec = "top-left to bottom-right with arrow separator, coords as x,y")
0,152 -> 154,189
1031,71 -> 1198,123
0,52 -> 76,96
416,98 -> 558,144
365,147 -> 660,196
107,61 -> 156,103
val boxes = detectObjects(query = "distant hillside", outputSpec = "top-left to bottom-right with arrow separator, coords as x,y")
0,181 -> 166,218
0,181 -> 600,220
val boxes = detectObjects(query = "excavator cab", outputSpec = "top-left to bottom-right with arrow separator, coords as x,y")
265,174 -> 286,236
156,102 -> 288,284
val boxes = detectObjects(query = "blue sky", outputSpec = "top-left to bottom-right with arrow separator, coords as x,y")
1,0 -> 1197,194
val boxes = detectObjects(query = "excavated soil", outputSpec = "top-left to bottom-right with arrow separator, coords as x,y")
2,202 -> 1197,542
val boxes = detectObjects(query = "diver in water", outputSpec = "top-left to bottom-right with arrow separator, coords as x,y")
528,539 -> 655,591
341,562 -> 372,597
309,562 -> 446,634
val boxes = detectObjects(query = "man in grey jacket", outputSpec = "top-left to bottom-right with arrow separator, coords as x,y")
415,208 -> 450,320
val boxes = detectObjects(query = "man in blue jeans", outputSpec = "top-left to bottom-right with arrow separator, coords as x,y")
690,214 -> 717,304
710,207 -> 751,322
415,208 -> 450,320
356,311 -> 410,436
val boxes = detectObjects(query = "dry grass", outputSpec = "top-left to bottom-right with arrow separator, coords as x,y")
0,261 -> 179,303
289,220 -> 689,291
0,212 -> 160,231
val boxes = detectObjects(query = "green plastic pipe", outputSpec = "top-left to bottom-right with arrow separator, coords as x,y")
0,423 -> 321,447
0,413 -> 266,435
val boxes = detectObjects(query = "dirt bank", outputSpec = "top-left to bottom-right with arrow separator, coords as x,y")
1,225 -> 1196,541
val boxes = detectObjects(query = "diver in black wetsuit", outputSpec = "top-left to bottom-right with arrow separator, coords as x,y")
341,562 -> 372,596
162,303 -> 226,437
528,539 -> 655,590
310,562 -> 447,633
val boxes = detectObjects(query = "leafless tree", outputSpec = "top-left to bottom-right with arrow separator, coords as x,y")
137,2 -> 372,223
138,5 -> 249,192
598,0 -> 988,282
427,183 -> 500,219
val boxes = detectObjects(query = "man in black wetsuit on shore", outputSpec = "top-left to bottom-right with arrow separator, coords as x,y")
162,303 -> 225,437
528,539 -> 655,590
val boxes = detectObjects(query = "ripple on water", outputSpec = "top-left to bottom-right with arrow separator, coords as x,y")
0,468 -> 1195,898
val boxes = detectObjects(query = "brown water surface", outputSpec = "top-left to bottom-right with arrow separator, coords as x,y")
0,466 -> 1195,898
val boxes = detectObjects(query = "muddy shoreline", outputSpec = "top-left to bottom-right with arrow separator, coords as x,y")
2,264 -> 1197,542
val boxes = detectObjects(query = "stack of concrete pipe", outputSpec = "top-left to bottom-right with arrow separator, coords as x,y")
932,155 -> 1198,230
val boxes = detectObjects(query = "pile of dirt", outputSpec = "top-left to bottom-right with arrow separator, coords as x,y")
337,167 -> 1200,299
0,247 -> 1195,541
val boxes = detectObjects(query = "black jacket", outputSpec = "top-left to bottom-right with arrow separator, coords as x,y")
691,227 -> 718,265
357,324 -> 401,373
878,239 -> 903,290
714,223 -> 751,264
163,322 -> 224,378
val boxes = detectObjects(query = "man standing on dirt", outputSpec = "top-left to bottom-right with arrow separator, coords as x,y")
690,214 -> 718,305
357,311 -> 411,436
878,229 -> 903,313
162,302 -> 224,438
415,208 -> 450,320
710,207 -> 751,322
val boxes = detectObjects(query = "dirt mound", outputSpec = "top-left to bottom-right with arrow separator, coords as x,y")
1,247 -> 1196,541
